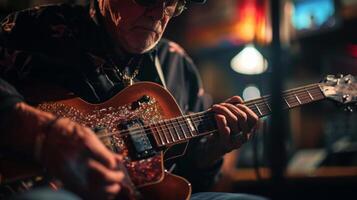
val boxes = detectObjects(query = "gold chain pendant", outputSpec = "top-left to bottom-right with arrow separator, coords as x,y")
122,73 -> 133,87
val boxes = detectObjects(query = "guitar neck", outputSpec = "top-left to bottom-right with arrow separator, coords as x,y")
151,83 -> 326,148
244,83 -> 325,117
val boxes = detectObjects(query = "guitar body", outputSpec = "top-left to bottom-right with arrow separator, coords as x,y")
1,82 -> 191,200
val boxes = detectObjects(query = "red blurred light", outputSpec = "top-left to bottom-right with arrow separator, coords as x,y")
347,44 -> 357,58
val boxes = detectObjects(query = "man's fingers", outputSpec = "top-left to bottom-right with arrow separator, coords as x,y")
236,104 -> 259,129
87,159 -> 125,184
214,114 -> 230,139
212,101 -> 260,150
224,96 -> 244,104
212,103 -> 251,134
104,183 -> 122,194
212,104 -> 241,134
221,103 -> 250,134
80,127 -> 119,170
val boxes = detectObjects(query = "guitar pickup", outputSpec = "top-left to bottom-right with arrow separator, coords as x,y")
118,118 -> 157,160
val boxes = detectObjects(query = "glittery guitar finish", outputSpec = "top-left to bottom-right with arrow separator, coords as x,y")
38,91 -> 167,187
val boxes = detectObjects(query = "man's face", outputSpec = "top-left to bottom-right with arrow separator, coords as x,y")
100,0 -> 179,54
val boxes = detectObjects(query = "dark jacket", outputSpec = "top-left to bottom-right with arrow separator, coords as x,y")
0,3 -> 221,193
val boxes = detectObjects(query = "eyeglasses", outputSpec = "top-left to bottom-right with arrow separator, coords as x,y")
132,0 -> 187,17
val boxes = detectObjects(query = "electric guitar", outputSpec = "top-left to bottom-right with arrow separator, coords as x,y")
1,74 -> 356,199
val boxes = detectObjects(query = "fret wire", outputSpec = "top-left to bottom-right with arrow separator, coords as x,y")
188,115 -> 198,136
171,120 -> 182,141
155,123 -> 166,145
179,118 -> 188,139
246,85 -> 323,109
255,104 -> 263,116
301,91 -> 319,103
259,103 -> 270,116
248,91 -> 320,108
182,116 -> 192,138
245,84 -> 320,107
284,95 -> 299,107
306,87 -> 314,100
248,105 -> 258,113
253,89 -> 323,108
265,99 -> 271,111
294,93 -> 309,102
165,120 -> 177,142
254,98 -> 271,115
285,96 -> 293,108
299,90 -> 316,101
311,88 -> 325,99
294,88 -> 323,100
151,124 -> 164,146
159,122 -> 170,144
170,119 -> 182,141
247,89 -> 325,116
176,117 -> 185,140
170,120 -> 180,141
296,92 -> 309,104
183,116 -> 194,138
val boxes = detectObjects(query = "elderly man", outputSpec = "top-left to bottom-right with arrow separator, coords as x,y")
0,0 -> 264,199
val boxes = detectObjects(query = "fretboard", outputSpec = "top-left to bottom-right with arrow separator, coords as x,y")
151,83 -> 325,147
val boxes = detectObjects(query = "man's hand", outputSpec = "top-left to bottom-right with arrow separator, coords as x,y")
3,103 -> 125,200
195,96 -> 259,169
43,117 -> 125,200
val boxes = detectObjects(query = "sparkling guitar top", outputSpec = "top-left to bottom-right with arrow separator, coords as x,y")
38,93 -> 166,187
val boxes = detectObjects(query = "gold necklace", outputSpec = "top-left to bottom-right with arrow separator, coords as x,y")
118,68 -> 139,87
110,57 -> 142,87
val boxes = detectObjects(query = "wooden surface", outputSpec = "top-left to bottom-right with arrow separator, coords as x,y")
212,149 -> 357,192
225,166 -> 357,181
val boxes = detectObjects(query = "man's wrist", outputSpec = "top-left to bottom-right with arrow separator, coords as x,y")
34,116 -> 60,162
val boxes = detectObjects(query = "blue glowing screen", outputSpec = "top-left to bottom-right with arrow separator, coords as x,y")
292,0 -> 335,30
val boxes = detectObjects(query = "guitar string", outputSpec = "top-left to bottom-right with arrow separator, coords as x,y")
98,93 -> 324,146
242,83 -> 320,105
246,87 -> 323,113
97,84 -> 324,141
96,84 -> 324,142
243,83 -> 322,107
247,87 -> 325,115
98,85 -> 324,142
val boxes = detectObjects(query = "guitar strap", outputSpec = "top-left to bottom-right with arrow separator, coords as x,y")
154,55 -> 167,89
155,54 -> 189,172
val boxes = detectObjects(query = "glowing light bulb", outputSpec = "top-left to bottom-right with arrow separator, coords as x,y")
230,44 -> 268,75
242,85 -> 261,101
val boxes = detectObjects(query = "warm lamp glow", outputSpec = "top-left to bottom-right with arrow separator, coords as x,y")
230,44 -> 268,75
242,85 -> 261,100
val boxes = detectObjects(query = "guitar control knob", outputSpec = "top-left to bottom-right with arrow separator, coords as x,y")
139,95 -> 151,103
131,95 -> 151,110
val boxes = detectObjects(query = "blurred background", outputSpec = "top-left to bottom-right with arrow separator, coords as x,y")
1,0 -> 357,198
